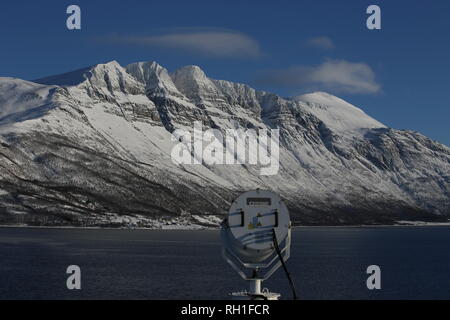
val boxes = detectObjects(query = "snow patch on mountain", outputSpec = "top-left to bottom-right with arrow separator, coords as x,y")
0,78 -> 56,121
294,92 -> 386,133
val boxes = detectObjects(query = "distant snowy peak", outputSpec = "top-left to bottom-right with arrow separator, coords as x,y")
84,61 -> 144,95
171,65 -> 210,85
125,61 -> 184,98
35,61 -> 143,94
35,61 -> 123,86
170,65 -> 222,103
294,92 -> 386,133
34,66 -> 93,86
29,61 -> 385,133
0,78 -> 56,119
295,92 -> 365,113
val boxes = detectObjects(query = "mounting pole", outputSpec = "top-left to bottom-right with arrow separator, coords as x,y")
249,278 -> 262,295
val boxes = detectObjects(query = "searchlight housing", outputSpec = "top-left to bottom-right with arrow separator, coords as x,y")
221,190 -> 293,300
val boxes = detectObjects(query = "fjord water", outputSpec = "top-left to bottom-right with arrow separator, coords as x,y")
0,227 -> 449,300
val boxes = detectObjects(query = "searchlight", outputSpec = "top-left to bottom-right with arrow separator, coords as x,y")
221,190 -> 297,300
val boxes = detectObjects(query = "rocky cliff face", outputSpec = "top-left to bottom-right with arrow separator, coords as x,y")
0,61 -> 448,227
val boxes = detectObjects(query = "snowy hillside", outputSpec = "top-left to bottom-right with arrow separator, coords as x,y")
0,60 -> 449,227
0,78 -> 56,122
293,92 -> 386,133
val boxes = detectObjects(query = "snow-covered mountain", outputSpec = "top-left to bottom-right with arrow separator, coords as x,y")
0,60 -> 448,227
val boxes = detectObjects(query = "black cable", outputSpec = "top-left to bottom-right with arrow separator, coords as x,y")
272,229 -> 298,300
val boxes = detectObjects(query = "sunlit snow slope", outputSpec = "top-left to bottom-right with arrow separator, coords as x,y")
0,61 -> 448,226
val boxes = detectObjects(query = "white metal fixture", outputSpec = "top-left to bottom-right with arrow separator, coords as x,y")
221,189 -> 293,300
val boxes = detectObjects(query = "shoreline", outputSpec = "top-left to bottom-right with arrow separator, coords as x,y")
1,221 -> 450,231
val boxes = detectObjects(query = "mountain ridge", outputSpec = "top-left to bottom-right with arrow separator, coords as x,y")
0,60 -> 448,227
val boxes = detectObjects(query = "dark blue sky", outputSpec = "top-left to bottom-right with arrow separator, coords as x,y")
1,0 -> 449,145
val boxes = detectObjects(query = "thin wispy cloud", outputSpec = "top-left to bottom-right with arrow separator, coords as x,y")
105,28 -> 263,58
306,36 -> 335,50
256,60 -> 381,94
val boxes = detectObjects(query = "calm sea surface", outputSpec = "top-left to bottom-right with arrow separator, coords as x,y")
0,226 -> 449,300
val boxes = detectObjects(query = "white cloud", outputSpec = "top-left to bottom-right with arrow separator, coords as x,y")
306,36 -> 335,50
257,60 -> 381,94
107,29 -> 262,58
